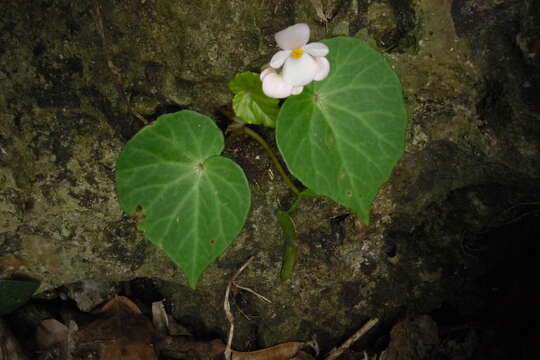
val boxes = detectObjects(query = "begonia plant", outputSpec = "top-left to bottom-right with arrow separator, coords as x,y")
115,23 -> 407,288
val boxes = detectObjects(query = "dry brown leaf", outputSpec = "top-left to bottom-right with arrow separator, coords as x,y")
97,295 -> 142,315
36,319 -> 69,349
231,342 -> 305,360
158,337 -> 311,360
100,338 -> 157,360
73,296 -> 157,360
1,319 -> 29,360
291,351 -> 315,360
157,336 -> 226,359
151,301 -> 168,337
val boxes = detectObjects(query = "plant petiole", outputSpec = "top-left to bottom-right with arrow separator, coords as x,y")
242,126 -> 300,195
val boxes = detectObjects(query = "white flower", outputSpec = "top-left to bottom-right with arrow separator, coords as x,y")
261,23 -> 330,99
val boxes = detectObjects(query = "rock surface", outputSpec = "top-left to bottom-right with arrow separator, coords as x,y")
1,0 -> 539,350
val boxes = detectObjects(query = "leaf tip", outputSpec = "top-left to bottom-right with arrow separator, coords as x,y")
132,205 -> 145,220
186,276 -> 199,290
131,205 -> 147,231
356,211 -> 370,226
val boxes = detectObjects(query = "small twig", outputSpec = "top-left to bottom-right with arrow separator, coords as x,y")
242,126 -> 300,195
236,306 -> 252,321
233,282 -> 272,304
224,256 -> 256,360
132,110 -> 150,125
323,318 -> 380,360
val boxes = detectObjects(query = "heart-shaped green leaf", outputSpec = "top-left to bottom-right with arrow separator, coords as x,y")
276,37 -> 407,223
116,111 -> 251,288
229,72 -> 279,127
0,279 -> 39,315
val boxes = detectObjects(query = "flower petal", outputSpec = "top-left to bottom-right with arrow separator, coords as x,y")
313,56 -> 330,81
270,50 -> 292,69
275,23 -> 310,50
291,86 -> 304,95
262,73 -> 294,99
260,67 -> 276,81
303,42 -> 329,57
282,54 -> 318,86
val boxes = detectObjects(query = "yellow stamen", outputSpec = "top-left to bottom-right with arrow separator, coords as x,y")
291,48 -> 303,59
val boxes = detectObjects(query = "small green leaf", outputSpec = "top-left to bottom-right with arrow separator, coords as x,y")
275,210 -> 298,281
229,72 -> 279,127
0,279 -> 39,315
277,37 -> 407,223
116,111 -> 251,288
